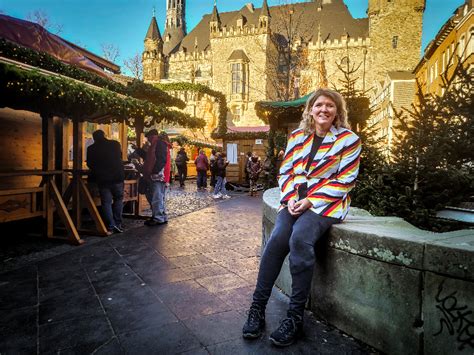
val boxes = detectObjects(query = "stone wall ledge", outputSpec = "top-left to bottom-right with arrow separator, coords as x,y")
262,188 -> 474,355
263,188 -> 474,281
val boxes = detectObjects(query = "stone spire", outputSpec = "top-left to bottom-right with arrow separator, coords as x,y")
143,9 -> 164,82
209,3 -> 221,35
259,0 -> 271,30
145,15 -> 162,43
163,0 -> 187,55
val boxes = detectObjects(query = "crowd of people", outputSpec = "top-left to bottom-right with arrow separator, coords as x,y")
86,128 -> 266,231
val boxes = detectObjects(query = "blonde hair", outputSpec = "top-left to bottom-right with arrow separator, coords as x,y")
299,88 -> 350,135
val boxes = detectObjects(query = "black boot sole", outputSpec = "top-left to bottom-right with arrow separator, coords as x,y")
242,330 -> 263,339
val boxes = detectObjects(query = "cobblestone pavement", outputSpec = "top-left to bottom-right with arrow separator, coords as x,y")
0,179 -> 235,273
0,189 -> 377,354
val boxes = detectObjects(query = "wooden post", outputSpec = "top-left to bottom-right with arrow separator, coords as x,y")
41,113 -> 55,237
72,119 -> 83,226
120,122 -> 128,161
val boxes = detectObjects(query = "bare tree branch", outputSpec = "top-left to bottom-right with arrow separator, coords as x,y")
124,53 -> 143,79
101,43 -> 120,62
26,10 -> 63,34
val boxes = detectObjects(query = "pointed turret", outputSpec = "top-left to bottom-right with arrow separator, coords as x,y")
209,3 -> 221,36
145,15 -> 162,43
259,0 -> 271,31
142,11 -> 165,82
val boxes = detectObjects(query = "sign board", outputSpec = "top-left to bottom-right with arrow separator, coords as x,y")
255,139 -> 263,145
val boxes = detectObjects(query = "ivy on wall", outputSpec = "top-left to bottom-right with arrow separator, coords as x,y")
0,62 -> 205,129
155,82 -> 228,137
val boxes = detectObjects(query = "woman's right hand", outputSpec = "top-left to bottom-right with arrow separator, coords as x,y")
287,199 -> 299,216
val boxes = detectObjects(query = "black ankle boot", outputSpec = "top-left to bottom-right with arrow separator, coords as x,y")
242,305 -> 265,339
269,313 -> 303,347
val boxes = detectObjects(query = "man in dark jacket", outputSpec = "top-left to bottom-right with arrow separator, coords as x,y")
175,147 -> 189,187
86,130 -> 125,234
135,129 -> 170,226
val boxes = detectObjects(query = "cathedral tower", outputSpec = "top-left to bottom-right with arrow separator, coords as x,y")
163,0 -> 186,55
142,14 -> 164,82
368,0 -> 425,84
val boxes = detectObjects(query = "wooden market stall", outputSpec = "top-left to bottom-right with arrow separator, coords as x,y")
221,126 -> 269,184
0,15 -> 204,244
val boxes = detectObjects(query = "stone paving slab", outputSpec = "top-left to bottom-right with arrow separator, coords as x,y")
0,194 -> 377,354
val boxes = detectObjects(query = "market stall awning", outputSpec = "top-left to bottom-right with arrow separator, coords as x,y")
255,94 -> 311,125
0,14 -> 113,78
256,93 -> 311,109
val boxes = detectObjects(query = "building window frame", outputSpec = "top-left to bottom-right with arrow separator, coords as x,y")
392,35 -> 398,49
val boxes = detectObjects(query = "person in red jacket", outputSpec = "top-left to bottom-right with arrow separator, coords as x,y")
194,149 -> 209,191
135,129 -> 170,226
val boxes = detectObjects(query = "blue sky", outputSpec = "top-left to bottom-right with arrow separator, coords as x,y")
0,0 -> 465,75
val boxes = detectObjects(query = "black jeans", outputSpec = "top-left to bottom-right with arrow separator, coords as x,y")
177,165 -> 187,186
252,208 -> 339,318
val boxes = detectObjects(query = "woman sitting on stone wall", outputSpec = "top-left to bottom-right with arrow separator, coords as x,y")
242,88 -> 362,347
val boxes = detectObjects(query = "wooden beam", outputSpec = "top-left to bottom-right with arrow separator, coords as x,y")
48,179 -> 83,245
78,179 -> 109,236
72,119 -> 83,226
41,113 -> 55,237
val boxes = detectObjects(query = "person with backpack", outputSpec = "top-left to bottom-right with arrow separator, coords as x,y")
212,152 -> 230,199
194,149 -> 209,190
248,152 -> 262,196
175,147 -> 189,188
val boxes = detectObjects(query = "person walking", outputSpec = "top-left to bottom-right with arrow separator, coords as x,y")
175,147 -> 189,187
194,149 -> 209,191
248,153 -> 262,196
135,129 -> 171,226
212,152 -> 230,199
242,88 -> 361,346
86,130 -> 125,234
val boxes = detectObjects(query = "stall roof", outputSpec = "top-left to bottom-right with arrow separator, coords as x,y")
0,14 -> 117,78
257,94 -> 311,108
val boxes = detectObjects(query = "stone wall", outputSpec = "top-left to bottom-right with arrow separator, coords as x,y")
368,0 -> 424,84
262,188 -> 474,355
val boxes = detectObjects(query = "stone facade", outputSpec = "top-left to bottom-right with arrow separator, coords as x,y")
142,0 -> 425,130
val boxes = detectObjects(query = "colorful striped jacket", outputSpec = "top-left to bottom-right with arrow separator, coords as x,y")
278,125 -> 361,220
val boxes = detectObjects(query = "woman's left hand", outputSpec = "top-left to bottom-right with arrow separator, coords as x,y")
292,198 -> 312,215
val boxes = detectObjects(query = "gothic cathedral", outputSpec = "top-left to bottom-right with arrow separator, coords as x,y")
142,0 -> 425,129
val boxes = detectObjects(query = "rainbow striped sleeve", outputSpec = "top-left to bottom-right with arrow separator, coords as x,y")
307,133 -> 361,209
278,130 -> 302,204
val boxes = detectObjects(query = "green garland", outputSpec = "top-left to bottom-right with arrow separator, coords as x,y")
125,79 -> 185,109
0,38 -> 184,109
223,131 -> 269,141
0,62 -> 205,129
170,134 -> 221,150
155,82 -> 228,137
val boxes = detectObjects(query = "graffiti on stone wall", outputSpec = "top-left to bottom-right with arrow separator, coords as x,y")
433,280 -> 474,350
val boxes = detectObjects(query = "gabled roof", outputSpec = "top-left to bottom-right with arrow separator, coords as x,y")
228,49 -> 250,62
387,71 -> 415,81
145,16 -> 162,42
176,0 -> 368,54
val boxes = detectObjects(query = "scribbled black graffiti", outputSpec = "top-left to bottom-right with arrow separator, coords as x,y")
433,280 -> 474,350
